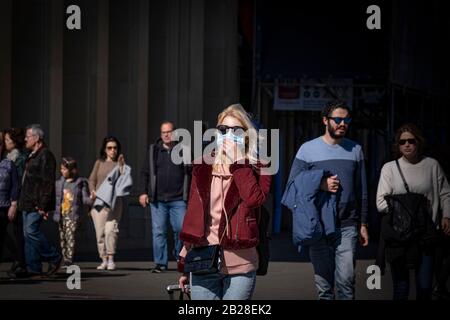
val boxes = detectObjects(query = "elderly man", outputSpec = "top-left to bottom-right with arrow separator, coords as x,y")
18,124 -> 61,278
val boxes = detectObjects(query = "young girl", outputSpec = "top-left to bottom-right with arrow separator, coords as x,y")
53,157 -> 92,267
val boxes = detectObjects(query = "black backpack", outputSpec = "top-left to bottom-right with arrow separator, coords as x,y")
381,160 -> 440,247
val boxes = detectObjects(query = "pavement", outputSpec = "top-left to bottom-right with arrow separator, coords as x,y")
0,233 -> 446,300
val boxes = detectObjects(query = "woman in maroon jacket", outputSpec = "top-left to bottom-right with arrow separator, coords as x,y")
177,104 -> 272,300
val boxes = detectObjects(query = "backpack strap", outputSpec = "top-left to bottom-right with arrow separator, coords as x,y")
395,159 -> 410,193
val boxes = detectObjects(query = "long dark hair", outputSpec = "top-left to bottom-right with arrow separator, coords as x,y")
99,136 -> 122,161
393,123 -> 426,159
1,128 -> 25,158
2,128 -> 25,149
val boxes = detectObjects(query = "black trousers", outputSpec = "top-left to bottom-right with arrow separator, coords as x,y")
435,236 -> 450,290
0,207 -> 26,268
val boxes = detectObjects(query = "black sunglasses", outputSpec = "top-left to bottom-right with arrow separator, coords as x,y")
327,117 -> 352,125
216,125 -> 245,135
398,138 -> 417,145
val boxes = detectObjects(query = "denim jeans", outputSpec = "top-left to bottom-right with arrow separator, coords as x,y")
309,226 -> 358,300
390,254 -> 434,300
23,211 -> 61,274
150,200 -> 186,267
191,271 -> 257,300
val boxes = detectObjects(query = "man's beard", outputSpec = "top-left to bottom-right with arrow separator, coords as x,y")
328,123 -> 347,139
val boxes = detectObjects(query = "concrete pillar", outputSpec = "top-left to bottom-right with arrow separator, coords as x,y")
149,0 -> 206,135
135,0 -> 149,186
0,0 -> 12,130
203,0 -> 239,126
48,0 -> 63,160
95,0 -> 109,153
180,0 -> 205,135
11,0 -> 48,129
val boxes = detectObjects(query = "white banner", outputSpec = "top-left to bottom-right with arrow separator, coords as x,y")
274,79 -> 353,111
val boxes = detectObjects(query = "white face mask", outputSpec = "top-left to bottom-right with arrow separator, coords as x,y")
216,131 -> 245,146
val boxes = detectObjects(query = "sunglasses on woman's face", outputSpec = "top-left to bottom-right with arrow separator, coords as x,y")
216,125 -> 245,136
106,146 -> 118,150
399,138 -> 417,145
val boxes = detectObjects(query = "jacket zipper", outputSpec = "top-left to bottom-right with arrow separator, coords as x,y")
196,186 -> 203,214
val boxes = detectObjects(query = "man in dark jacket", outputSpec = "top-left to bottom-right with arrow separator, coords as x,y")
18,124 -> 61,277
139,121 -> 191,273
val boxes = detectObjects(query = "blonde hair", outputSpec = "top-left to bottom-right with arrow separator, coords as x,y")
213,104 -> 258,172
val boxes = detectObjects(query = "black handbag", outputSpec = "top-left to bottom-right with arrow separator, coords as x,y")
381,160 -> 440,247
184,245 -> 220,275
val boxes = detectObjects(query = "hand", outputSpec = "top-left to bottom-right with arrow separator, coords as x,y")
36,207 -> 48,220
359,225 -> 369,246
7,205 -> 17,222
222,139 -> 245,164
139,194 -> 149,207
442,217 -> 450,236
118,154 -> 125,167
178,273 -> 190,293
90,191 -> 96,200
320,175 -> 340,193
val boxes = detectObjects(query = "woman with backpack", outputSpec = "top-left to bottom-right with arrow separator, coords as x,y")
376,123 -> 450,300
177,104 -> 272,300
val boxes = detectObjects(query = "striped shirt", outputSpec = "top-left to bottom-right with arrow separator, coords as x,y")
288,136 -> 368,227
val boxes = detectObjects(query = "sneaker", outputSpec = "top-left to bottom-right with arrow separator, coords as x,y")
150,264 -> 167,273
107,262 -> 116,270
28,272 -> 45,280
7,266 -> 29,279
97,261 -> 108,270
9,261 -> 19,273
47,256 -> 63,276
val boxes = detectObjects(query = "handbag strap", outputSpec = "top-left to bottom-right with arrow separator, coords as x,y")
395,159 -> 410,193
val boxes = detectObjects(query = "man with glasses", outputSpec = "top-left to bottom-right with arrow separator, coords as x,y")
139,121 -> 191,273
285,100 -> 369,299
18,124 -> 61,278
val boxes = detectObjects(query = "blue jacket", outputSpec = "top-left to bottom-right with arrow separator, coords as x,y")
282,169 -> 337,250
94,164 -> 133,211
0,159 -> 19,208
